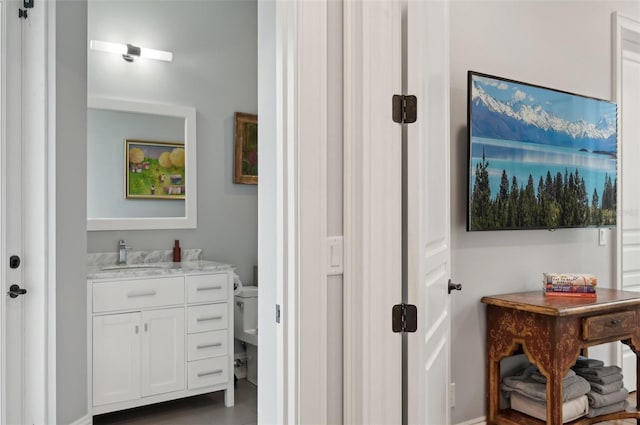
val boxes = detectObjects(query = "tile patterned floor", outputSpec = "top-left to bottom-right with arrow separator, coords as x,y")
93,379 -> 257,425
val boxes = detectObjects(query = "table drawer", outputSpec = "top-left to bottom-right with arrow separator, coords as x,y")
186,274 -> 228,304
583,311 -> 636,341
187,304 -> 227,333
93,277 -> 184,313
188,356 -> 228,390
187,330 -> 228,361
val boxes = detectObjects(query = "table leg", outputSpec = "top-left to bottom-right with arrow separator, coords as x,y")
636,354 -> 640,425
545,366 -> 564,425
487,353 -> 500,424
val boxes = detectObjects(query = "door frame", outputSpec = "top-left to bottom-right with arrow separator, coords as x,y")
258,0 -> 329,423
613,12 -> 640,370
343,1 -> 403,423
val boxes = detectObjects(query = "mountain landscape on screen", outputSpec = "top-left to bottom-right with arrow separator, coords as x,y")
467,72 -> 617,231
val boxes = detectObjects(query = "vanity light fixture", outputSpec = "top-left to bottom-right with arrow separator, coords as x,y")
89,40 -> 173,63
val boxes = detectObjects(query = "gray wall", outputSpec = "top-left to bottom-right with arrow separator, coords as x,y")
56,1 -> 88,423
86,1 -> 258,286
450,2 -> 640,423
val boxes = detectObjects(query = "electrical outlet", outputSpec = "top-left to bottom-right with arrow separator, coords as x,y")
450,382 -> 456,408
599,228 -> 607,246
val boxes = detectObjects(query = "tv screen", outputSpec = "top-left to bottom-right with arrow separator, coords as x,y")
467,71 -> 618,231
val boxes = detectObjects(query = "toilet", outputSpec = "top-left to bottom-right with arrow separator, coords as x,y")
234,285 -> 258,385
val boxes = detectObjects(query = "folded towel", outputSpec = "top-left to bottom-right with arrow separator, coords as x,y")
582,373 -> 624,385
502,365 -> 591,402
589,379 -> 624,395
574,357 -> 605,369
573,365 -> 621,378
510,392 -> 588,423
586,387 -> 629,408
530,368 -> 576,384
586,400 -> 628,418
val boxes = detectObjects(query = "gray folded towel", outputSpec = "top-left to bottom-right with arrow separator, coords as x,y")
586,387 -> 629,408
502,365 -> 591,402
575,357 -> 605,369
582,373 -> 624,385
530,368 -> 576,384
573,365 -> 621,378
589,379 -> 623,395
586,400 -> 628,418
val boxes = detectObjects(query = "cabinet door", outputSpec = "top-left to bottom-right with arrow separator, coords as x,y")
141,307 -> 185,397
93,312 -> 141,406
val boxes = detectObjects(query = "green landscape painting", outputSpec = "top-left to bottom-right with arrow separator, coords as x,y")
126,140 -> 186,200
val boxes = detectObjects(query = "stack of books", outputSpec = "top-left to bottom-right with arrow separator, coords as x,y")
543,273 -> 597,298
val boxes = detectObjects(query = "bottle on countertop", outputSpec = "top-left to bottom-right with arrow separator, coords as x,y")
173,240 -> 181,262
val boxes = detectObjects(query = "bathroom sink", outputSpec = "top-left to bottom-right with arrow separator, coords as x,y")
100,264 -> 166,271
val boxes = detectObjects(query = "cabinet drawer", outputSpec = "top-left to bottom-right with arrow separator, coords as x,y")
186,274 -> 228,304
188,356 -> 228,389
93,277 -> 184,313
583,311 -> 636,341
187,330 -> 227,361
187,304 -> 227,333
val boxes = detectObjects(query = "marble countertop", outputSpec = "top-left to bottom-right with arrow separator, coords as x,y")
87,249 -> 234,280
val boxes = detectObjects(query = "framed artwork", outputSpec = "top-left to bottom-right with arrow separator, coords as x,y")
125,139 -> 186,200
234,112 -> 258,184
467,71 -> 617,231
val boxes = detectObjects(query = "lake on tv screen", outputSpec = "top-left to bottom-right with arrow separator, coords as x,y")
470,137 -> 617,201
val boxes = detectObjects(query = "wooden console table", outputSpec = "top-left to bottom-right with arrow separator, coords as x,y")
482,289 -> 640,425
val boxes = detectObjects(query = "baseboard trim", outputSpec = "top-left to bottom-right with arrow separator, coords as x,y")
455,416 -> 486,425
68,414 -> 91,425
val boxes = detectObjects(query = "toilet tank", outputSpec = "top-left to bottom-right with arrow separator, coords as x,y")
235,286 -> 258,336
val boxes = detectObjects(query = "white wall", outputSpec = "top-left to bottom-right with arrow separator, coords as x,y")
450,2 -> 640,423
86,1 -> 258,286
257,1 -> 277,423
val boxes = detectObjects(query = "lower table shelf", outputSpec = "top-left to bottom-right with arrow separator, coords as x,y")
493,405 -> 640,425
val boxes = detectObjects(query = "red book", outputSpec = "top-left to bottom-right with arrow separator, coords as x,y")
544,291 -> 597,298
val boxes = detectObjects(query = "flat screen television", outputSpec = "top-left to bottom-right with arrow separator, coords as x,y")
467,71 -> 618,231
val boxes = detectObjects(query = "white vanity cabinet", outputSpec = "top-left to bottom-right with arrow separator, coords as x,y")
88,271 -> 234,416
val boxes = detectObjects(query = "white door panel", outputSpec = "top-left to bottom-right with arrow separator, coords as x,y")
4,1 -> 24,423
93,313 -> 141,406
141,308 -> 185,397
407,1 -> 451,424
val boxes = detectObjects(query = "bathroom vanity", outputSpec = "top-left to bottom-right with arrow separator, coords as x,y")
87,251 -> 234,415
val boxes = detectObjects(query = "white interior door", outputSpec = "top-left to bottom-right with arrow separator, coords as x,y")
406,1 -> 452,424
616,14 -> 640,393
3,1 -> 25,423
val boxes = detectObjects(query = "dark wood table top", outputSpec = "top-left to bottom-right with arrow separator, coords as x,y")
481,288 -> 640,317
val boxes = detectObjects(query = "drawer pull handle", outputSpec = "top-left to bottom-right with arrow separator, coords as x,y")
607,319 -> 622,327
197,286 -> 223,291
197,342 -> 223,349
127,290 -> 157,298
197,369 -> 223,377
197,315 -> 223,322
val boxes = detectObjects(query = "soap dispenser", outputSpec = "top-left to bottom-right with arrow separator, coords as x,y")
173,240 -> 181,262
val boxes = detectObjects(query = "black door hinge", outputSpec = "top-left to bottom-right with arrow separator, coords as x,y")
19,0 -> 33,19
392,95 -> 417,124
392,304 -> 417,333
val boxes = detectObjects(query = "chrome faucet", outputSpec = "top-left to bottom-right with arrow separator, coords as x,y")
118,240 -> 129,265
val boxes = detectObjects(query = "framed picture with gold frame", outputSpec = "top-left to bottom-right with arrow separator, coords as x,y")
125,139 -> 186,200
234,112 -> 258,184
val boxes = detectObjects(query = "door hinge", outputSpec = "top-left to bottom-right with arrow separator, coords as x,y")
392,304 -> 417,333
19,0 -> 33,19
392,95 -> 417,124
